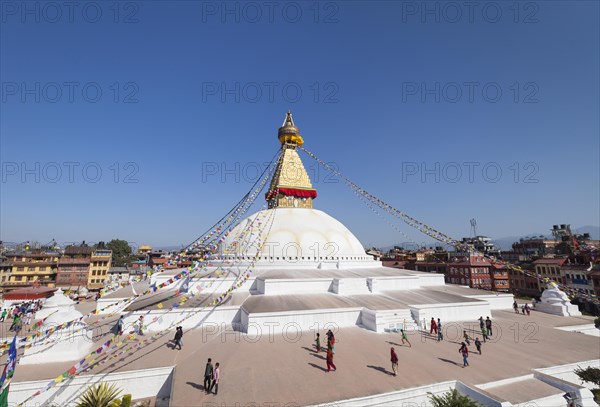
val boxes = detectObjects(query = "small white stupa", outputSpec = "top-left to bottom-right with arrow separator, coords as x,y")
36,288 -> 77,319
536,282 -> 582,317
20,289 -> 92,365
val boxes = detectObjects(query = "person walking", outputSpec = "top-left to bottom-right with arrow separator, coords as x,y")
474,337 -> 482,355
326,346 -> 337,372
9,314 -> 21,332
204,358 -> 214,393
314,333 -> 321,353
521,304 -> 526,315
400,329 -> 411,347
0,308 -> 7,323
390,347 -> 398,376
326,330 -> 335,346
210,363 -> 220,395
430,317 -> 437,334
481,325 -> 488,342
326,330 -> 335,354
437,318 -> 443,341
513,301 -> 519,314
463,330 -> 471,346
485,317 -> 493,336
459,342 -> 469,367
136,316 -> 145,335
479,316 -> 485,330
111,316 -> 124,337
173,326 -> 183,350
525,303 -> 531,316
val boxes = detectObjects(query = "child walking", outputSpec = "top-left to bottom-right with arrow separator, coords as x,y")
475,337 -> 482,355
400,329 -> 411,347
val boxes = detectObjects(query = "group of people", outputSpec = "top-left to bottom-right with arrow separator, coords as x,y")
459,316 -> 495,367
109,315 -> 145,338
1,300 -> 42,333
315,329 -> 337,372
513,300 -> 531,315
203,358 -> 220,395
429,317 -> 444,341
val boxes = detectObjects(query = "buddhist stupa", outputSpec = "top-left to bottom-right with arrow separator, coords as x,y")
221,112 -> 377,268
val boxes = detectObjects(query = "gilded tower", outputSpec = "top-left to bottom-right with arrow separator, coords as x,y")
266,112 -> 317,209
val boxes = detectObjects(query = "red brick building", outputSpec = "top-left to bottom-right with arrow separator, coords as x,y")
56,245 -> 93,290
56,257 -> 91,289
491,264 -> 510,292
447,253 -> 493,289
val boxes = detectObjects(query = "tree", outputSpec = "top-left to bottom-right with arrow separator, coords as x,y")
106,239 -> 135,267
428,389 -> 482,407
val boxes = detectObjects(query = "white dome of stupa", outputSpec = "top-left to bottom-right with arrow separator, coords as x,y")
36,288 -> 79,319
220,208 -> 378,268
43,288 -> 75,307
216,113 -> 379,270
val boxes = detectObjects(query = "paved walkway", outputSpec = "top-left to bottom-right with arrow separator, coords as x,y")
6,309 -> 600,406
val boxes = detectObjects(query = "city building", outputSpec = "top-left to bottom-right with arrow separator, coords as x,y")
3,252 -> 59,290
413,260 -> 448,274
0,256 -> 12,290
138,245 -> 153,255
108,266 -> 131,283
460,236 -> 500,257
56,245 -> 93,291
447,252 -> 493,289
533,257 -> 568,285
512,237 -> 558,259
491,264 -> 510,292
590,269 -> 600,298
561,264 -> 596,297
507,263 -> 540,298
88,248 -> 112,290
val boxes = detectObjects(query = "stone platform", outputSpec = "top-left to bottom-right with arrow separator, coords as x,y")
6,309 -> 599,406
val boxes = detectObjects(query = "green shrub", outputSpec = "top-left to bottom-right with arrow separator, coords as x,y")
428,389 -> 483,407
76,382 -> 122,407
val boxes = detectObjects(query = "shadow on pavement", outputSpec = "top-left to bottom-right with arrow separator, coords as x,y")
308,362 -> 328,372
367,365 -> 393,376
186,381 -> 203,390
438,357 -> 461,367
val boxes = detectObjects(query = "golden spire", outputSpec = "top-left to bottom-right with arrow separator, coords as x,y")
267,112 -> 316,208
278,111 -> 304,146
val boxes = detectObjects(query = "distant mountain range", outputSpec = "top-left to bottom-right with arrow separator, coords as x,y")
380,225 -> 600,252
153,226 -> 599,253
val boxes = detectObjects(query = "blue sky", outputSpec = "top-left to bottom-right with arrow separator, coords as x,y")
1,1 -> 598,249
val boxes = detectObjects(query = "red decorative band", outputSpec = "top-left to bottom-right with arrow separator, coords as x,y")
265,187 -> 318,200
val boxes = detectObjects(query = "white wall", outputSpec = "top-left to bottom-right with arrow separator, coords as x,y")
260,278 -> 333,295
333,278 -> 371,295
8,366 -> 174,406
241,307 -> 362,334
368,276 -> 421,292
461,293 -> 514,310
